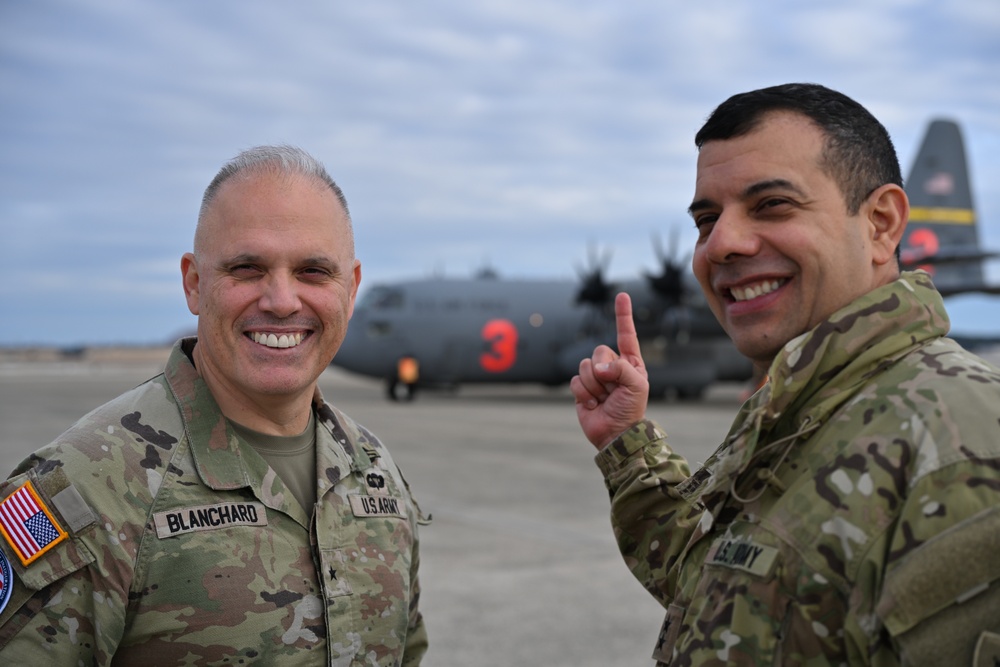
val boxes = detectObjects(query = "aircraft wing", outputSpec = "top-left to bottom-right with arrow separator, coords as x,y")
935,283 -> 1000,297
901,248 -> 1000,268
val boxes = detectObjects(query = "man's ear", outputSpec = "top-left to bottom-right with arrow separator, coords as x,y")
347,259 -> 362,320
180,253 -> 201,315
867,184 -> 909,267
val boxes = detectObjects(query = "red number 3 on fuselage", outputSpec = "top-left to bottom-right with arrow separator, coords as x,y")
480,319 -> 518,373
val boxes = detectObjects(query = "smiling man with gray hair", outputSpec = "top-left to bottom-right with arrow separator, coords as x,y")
0,145 -> 429,665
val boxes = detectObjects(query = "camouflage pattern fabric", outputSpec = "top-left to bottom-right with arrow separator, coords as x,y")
596,272 -> 1000,666
0,338 -> 428,666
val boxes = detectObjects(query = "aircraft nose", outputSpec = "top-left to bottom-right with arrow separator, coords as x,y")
332,314 -> 367,370
332,312 -> 401,376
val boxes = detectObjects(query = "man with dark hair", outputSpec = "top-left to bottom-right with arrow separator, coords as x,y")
693,82 -> 903,214
0,146 -> 429,665
573,83 -> 1000,665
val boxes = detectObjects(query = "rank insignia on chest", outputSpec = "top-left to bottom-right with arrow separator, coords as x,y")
0,480 -> 68,567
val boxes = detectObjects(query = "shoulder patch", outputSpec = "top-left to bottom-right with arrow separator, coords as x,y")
974,631 -> 1000,667
0,548 -> 13,615
0,481 -> 68,567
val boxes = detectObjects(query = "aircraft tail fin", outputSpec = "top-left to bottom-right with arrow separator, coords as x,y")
901,119 -> 993,293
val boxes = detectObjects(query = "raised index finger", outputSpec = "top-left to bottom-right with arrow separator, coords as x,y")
614,292 -> 643,362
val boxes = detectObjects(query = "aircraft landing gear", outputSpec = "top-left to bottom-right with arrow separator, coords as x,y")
387,356 -> 419,402
386,379 -> 416,402
675,385 -> 705,401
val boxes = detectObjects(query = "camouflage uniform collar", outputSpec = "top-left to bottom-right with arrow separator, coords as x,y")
162,340 -> 356,487
312,390 -> 375,496
164,340 -> 381,499
764,270 -> 950,428
699,272 -> 949,509
164,338 -> 256,490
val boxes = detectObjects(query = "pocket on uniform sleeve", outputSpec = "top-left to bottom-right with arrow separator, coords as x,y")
878,505 -> 1000,667
0,472 -> 96,638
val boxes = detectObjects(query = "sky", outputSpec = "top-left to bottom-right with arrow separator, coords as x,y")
2,0 -> 999,347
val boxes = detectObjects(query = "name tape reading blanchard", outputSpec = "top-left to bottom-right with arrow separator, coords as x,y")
154,501 -> 268,538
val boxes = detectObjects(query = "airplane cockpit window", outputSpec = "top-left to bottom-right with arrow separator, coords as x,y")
368,321 -> 392,337
360,286 -> 405,310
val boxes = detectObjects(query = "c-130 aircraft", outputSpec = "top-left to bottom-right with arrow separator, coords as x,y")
333,119 -> 999,401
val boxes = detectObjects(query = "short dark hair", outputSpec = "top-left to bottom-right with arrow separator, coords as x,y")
694,83 -> 902,215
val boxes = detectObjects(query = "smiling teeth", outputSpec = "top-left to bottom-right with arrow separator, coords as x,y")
731,280 -> 783,302
251,332 -> 304,348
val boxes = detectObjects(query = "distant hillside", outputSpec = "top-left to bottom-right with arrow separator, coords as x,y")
0,345 -> 172,365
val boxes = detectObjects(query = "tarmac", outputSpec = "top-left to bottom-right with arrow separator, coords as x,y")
0,354 -> 745,666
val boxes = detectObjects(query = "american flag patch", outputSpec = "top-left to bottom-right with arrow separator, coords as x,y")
0,480 -> 68,566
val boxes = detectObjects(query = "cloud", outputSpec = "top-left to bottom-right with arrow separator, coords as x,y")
1,0 -> 999,344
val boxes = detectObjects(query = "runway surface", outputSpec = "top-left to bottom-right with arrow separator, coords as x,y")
0,354 -> 745,666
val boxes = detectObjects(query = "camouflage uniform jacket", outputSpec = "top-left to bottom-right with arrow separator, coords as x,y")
0,338 -> 428,666
596,272 -> 1000,666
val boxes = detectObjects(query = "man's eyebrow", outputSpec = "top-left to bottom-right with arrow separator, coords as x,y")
688,179 -> 807,217
218,253 -> 263,268
302,256 -> 341,271
217,254 -> 341,271
688,198 -> 715,217
743,178 -> 806,199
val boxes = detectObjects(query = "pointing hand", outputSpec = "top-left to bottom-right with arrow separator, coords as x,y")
570,292 -> 650,449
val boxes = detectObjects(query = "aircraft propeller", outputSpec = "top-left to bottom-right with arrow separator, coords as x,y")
575,243 -> 616,305
645,229 -> 690,306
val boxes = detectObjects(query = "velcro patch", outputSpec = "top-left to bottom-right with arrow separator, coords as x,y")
154,502 -> 267,538
706,537 -> 779,578
0,548 -> 13,615
349,494 -> 406,519
974,631 -> 1000,667
0,480 -> 68,567
651,603 -> 684,662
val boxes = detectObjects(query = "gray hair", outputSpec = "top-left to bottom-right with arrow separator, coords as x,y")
196,145 -> 353,252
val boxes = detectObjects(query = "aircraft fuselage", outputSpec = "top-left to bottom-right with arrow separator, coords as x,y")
332,276 -> 745,399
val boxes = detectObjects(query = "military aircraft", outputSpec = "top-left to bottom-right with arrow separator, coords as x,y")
333,118 -> 998,401
899,119 -> 1000,296
334,245 -> 749,401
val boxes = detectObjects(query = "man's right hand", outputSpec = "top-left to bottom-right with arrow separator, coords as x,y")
570,292 -> 650,449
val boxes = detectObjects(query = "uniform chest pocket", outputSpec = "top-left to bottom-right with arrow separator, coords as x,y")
317,501 -> 415,666
319,501 -> 414,600
664,537 -> 790,666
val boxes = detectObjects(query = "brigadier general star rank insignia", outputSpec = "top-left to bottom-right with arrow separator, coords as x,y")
0,480 -> 68,566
